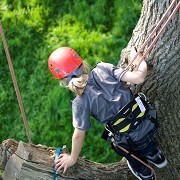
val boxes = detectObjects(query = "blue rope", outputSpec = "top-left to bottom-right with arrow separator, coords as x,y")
54,147 -> 61,180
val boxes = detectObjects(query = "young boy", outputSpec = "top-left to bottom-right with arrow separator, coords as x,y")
48,47 -> 167,180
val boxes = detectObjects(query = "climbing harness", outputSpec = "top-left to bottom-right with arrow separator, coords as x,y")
101,93 -> 158,179
101,93 -> 158,144
126,0 -> 180,70
0,23 -> 32,144
106,93 -> 158,135
54,147 -> 61,180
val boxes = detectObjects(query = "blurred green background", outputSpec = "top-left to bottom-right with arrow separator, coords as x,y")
0,0 -> 141,163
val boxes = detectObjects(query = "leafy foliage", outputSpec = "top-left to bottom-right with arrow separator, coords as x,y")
0,0 -> 141,163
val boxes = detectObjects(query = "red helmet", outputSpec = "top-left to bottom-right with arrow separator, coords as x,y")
48,47 -> 83,79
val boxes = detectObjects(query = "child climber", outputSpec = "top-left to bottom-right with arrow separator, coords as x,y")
48,47 -> 167,180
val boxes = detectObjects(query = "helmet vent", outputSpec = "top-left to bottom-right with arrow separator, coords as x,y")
74,53 -> 79,58
54,68 -> 59,74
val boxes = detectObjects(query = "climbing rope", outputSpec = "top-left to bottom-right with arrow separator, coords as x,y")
0,22 -> 32,144
126,0 -> 180,70
114,143 -> 157,180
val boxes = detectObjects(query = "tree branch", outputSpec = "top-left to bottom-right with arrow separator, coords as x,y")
0,139 -> 133,180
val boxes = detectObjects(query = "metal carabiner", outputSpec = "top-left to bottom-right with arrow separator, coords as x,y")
138,92 -> 147,101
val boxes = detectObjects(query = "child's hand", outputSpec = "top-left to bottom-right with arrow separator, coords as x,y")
55,153 -> 75,174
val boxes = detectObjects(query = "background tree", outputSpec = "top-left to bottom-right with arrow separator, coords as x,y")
0,0 -> 142,164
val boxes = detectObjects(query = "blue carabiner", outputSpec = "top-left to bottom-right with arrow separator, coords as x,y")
54,147 -> 61,180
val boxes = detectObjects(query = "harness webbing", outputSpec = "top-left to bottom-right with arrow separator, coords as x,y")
0,23 -> 32,144
108,95 -> 147,133
126,0 -> 180,70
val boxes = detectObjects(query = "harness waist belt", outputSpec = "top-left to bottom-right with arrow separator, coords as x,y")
107,94 -> 148,134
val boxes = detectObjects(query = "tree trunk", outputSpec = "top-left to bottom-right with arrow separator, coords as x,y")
120,0 -> 180,179
0,0 -> 179,179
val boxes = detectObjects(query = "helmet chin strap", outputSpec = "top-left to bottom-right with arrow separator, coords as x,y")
65,67 -> 87,85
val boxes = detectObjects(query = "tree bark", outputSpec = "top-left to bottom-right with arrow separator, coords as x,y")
120,0 -> 180,179
0,0 -> 179,179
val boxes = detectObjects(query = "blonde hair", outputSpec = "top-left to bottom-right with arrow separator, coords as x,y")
59,61 -> 90,96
